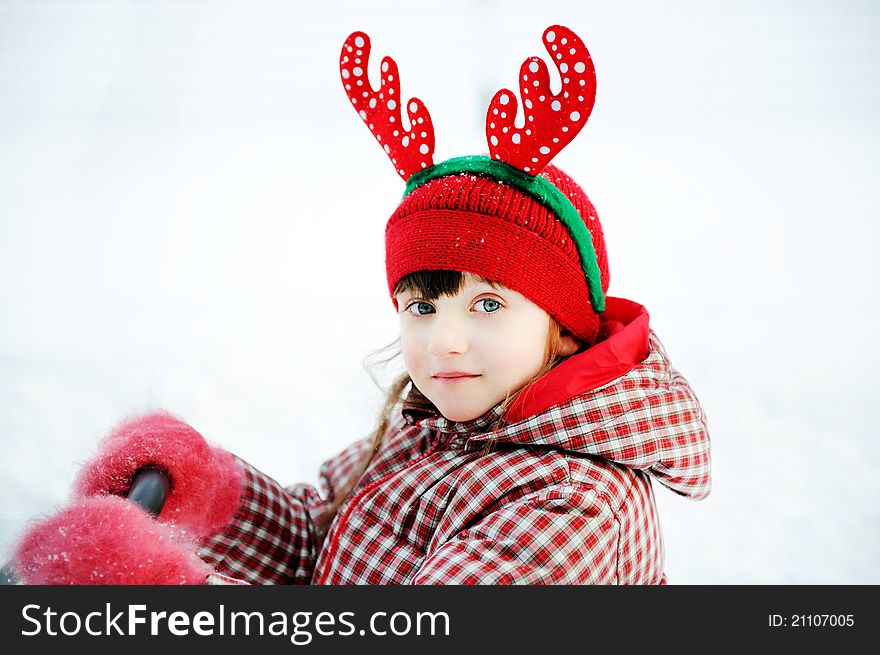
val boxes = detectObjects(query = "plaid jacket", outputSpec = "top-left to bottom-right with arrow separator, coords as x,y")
199,298 -> 711,584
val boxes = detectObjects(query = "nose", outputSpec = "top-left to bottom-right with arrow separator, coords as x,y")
426,313 -> 469,357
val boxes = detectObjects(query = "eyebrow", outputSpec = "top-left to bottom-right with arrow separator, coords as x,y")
470,285 -> 507,297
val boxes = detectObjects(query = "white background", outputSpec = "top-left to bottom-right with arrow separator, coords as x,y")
1,0 -> 878,583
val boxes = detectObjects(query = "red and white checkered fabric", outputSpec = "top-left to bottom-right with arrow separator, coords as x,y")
199,329 -> 710,585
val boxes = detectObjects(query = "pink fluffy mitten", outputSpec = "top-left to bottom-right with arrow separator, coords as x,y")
74,411 -> 243,539
12,411 -> 244,585
14,495 -> 214,584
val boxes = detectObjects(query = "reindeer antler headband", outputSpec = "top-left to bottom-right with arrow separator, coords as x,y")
340,25 -> 605,313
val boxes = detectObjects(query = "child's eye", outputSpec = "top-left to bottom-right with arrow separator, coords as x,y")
474,298 -> 502,313
404,301 -> 435,316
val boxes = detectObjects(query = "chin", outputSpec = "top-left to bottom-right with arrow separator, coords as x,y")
436,404 -> 486,422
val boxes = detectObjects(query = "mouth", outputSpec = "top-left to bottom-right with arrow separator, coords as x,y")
432,373 -> 481,384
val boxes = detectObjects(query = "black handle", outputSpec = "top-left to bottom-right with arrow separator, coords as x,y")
0,468 -> 171,585
127,468 -> 171,517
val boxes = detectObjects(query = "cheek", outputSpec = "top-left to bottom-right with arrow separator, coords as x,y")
491,322 -> 547,374
401,346 -> 419,375
398,327 -> 424,375
506,341 -> 544,374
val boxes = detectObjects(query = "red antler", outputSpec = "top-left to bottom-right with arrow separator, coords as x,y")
486,25 -> 596,174
340,31 -> 435,181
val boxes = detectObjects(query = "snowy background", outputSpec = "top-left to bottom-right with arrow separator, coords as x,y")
1,0 -> 878,584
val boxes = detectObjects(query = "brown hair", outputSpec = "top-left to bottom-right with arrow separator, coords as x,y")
313,270 -> 580,538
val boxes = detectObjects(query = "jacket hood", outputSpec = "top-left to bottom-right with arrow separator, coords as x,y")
405,297 -> 711,500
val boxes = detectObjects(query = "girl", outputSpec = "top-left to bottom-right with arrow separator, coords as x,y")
12,25 -> 711,585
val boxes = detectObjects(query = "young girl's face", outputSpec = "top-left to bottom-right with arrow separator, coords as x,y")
396,274 -> 555,422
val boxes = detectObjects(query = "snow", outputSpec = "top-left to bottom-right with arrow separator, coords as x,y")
1,0 -> 879,583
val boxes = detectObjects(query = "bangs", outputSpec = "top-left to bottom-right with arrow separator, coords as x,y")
393,270 -> 501,301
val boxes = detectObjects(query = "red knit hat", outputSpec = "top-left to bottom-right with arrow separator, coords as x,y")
340,25 -> 609,344
386,162 -> 609,343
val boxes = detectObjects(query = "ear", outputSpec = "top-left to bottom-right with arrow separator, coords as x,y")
558,332 -> 582,356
